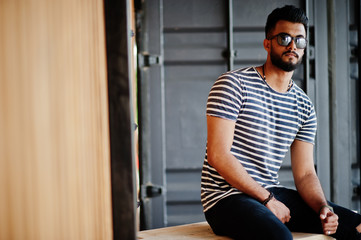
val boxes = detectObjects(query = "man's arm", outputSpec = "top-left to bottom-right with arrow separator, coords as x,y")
207,115 -> 290,223
291,139 -> 338,235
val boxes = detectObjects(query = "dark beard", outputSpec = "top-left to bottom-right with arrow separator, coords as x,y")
270,50 -> 302,72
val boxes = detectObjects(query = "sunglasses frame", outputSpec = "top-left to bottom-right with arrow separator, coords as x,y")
268,33 -> 307,49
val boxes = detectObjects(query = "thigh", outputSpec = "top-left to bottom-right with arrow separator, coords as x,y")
271,187 -> 361,240
204,194 -> 292,240
269,187 -> 323,234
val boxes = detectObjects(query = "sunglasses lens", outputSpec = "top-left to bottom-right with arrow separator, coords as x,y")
295,38 -> 307,49
277,34 -> 292,46
276,34 -> 307,49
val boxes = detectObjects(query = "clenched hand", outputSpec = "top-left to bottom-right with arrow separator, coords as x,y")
266,198 -> 291,223
320,207 -> 338,235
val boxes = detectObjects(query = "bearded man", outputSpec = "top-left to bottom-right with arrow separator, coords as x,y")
201,5 -> 361,240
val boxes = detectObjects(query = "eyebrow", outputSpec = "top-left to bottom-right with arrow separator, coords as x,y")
279,32 -> 306,38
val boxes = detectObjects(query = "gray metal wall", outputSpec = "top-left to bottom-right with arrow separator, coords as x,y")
163,0 -> 226,226
349,0 -> 361,211
137,0 -> 360,229
328,0 -> 361,211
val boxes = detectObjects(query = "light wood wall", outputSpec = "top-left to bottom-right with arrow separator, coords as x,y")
0,0 -> 113,239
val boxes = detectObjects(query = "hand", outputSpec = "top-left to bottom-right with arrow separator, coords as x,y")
266,198 -> 291,223
320,207 -> 339,235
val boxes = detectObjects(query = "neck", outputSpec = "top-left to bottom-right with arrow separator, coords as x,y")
261,62 -> 293,93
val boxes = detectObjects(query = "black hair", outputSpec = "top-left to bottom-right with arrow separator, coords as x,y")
265,5 -> 308,39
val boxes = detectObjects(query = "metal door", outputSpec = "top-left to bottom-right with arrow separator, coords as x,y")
328,0 -> 361,211
137,0 -> 167,229
138,0 -> 228,228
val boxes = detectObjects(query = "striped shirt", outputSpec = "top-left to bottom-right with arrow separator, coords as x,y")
201,67 -> 317,212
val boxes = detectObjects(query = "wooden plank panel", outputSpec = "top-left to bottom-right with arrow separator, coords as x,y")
0,0 -> 113,239
137,222 -> 334,240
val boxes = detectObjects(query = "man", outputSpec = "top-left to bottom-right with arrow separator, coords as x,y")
201,5 -> 361,240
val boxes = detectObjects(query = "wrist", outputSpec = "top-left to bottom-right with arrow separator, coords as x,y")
319,204 -> 334,214
262,191 -> 274,206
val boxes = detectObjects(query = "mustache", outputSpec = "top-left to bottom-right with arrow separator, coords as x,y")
282,50 -> 299,58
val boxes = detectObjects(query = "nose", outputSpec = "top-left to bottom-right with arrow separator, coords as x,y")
287,39 -> 297,50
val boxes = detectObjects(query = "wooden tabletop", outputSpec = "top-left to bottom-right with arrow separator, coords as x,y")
138,221 -> 334,240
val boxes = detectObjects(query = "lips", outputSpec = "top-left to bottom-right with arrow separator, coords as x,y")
283,51 -> 299,58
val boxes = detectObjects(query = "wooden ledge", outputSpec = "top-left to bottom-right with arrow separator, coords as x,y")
138,221 -> 335,240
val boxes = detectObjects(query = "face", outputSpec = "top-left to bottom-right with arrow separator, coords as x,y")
266,20 -> 306,72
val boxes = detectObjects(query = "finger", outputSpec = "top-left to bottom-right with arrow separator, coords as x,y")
323,225 -> 338,233
322,213 -> 338,222
323,220 -> 338,228
324,228 -> 337,235
282,215 -> 290,223
323,215 -> 339,225
320,212 -> 327,220
329,213 -> 339,221
276,214 -> 285,223
320,207 -> 333,220
323,224 -> 338,235
326,223 -> 338,229
326,211 -> 338,221
323,226 -> 335,234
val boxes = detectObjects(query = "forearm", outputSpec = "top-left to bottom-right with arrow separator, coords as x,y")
291,140 -> 328,213
209,151 -> 291,223
295,172 -> 328,213
208,152 -> 270,202
206,116 -> 270,203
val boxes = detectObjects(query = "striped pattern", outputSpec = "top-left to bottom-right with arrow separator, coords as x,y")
201,67 -> 317,212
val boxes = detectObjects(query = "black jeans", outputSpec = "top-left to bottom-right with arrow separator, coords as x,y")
205,187 -> 361,240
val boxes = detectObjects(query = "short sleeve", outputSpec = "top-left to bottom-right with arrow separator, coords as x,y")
295,105 -> 317,144
206,73 -> 243,121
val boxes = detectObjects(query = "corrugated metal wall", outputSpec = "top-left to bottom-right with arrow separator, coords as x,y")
138,0 -> 361,229
163,0 -> 227,226
348,0 -> 360,211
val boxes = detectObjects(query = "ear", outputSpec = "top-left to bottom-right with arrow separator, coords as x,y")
263,39 -> 270,52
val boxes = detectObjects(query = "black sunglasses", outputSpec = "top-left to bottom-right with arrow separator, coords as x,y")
268,33 -> 307,49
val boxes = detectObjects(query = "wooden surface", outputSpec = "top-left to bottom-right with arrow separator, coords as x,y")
0,0 -> 113,239
138,222 -> 335,240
